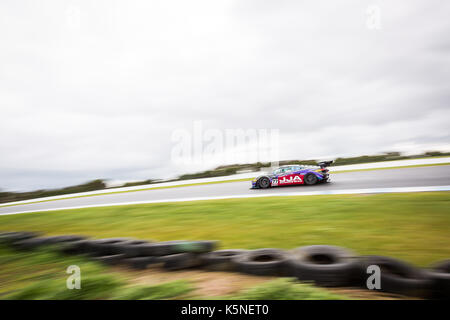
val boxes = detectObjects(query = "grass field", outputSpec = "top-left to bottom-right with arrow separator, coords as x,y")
1,192 -> 449,267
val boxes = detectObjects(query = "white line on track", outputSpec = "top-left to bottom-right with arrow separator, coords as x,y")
1,185 -> 449,216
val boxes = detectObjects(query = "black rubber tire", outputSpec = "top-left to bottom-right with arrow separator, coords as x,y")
12,238 -> 51,250
135,240 -> 182,256
0,231 -> 39,245
44,235 -> 86,244
12,235 -> 87,251
357,256 -> 433,298
110,240 -> 152,258
144,240 -> 218,256
124,256 -> 157,270
130,243 -> 159,256
285,245 -> 362,287
427,259 -> 450,299
0,232 -> 24,244
201,249 -> 248,272
159,253 -> 203,271
233,248 -> 290,276
92,254 -> 126,266
171,240 -> 217,254
13,236 -> 212,258
59,240 -> 92,255
304,173 -> 318,185
89,238 -> 133,256
257,177 -> 271,189
136,240 -> 185,256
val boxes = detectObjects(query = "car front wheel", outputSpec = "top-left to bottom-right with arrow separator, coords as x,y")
258,177 -> 271,189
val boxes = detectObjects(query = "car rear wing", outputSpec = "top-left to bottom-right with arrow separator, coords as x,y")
317,160 -> 333,168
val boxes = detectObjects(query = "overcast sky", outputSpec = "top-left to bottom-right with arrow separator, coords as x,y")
1,0 -> 449,191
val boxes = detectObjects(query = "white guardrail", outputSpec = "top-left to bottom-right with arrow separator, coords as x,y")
1,157 -> 449,207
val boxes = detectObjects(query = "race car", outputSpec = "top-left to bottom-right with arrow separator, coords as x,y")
251,161 -> 333,189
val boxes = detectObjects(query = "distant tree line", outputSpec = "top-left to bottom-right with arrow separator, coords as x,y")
0,179 -> 106,204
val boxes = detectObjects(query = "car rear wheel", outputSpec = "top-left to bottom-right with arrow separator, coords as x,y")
257,177 -> 271,189
304,173 -> 318,185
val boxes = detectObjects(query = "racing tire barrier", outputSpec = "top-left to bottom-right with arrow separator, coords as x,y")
12,237 -> 52,250
88,238 -> 133,256
201,249 -> 249,272
0,231 -> 40,245
11,235 -> 86,251
58,240 -> 92,255
93,254 -> 126,266
158,253 -> 204,271
148,240 -> 218,256
426,260 -> 450,299
233,249 -> 290,276
285,245 -> 362,287
123,256 -> 157,270
44,235 -> 86,244
114,240 -> 154,258
2,231 -> 450,298
356,255 -> 433,298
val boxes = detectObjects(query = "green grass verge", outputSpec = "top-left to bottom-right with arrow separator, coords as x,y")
1,162 -> 449,209
224,278 -> 346,300
0,245 -> 195,300
0,245 -> 347,300
1,192 -> 449,266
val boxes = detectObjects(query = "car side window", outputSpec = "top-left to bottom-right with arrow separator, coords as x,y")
275,167 -> 301,175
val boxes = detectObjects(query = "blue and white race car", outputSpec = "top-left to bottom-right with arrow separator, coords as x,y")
251,161 -> 333,189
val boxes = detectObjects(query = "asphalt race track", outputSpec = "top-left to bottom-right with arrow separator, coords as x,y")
1,165 -> 449,215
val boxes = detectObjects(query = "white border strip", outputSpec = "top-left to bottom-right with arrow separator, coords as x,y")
1,185 -> 449,216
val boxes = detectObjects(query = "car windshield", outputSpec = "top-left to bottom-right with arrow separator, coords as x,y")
273,167 -> 291,175
273,165 -> 305,175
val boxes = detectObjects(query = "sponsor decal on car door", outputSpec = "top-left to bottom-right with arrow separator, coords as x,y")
279,174 -> 303,185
